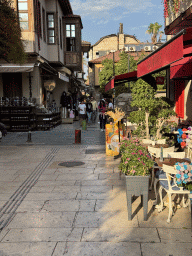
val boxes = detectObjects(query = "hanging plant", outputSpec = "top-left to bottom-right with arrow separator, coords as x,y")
164,0 -> 183,18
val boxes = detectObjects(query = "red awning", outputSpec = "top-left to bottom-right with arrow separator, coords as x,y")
105,78 -> 115,92
137,31 -> 184,78
170,56 -> 192,79
105,71 -> 137,92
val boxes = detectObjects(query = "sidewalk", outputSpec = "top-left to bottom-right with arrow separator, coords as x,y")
0,122 -> 191,256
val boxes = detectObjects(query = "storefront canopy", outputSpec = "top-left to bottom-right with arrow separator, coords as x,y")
0,63 -> 35,73
170,56 -> 192,79
137,30 -> 184,78
105,71 -> 137,92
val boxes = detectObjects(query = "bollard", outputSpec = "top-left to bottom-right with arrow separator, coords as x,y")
75,129 -> 81,144
82,120 -> 87,130
26,130 -> 32,143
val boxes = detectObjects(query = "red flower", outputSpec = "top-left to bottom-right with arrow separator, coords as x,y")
182,133 -> 187,139
181,141 -> 186,148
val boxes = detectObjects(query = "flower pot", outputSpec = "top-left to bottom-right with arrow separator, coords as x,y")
125,175 -> 149,221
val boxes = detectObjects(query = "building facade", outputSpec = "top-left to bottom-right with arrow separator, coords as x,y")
0,0 -> 86,109
88,23 -> 160,99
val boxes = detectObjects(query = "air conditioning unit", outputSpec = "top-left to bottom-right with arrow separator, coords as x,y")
152,45 -> 159,51
129,46 -> 136,52
124,47 -> 129,52
144,46 -> 151,51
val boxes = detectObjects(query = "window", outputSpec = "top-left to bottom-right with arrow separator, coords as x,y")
60,18 -> 62,49
47,13 -> 55,44
42,7 -> 46,42
18,0 -> 29,30
66,24 -> 76,51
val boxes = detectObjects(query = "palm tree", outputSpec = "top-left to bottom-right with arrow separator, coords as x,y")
146,22 -> 163,44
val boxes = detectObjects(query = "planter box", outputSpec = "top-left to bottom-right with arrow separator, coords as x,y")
125,175 -> 149,221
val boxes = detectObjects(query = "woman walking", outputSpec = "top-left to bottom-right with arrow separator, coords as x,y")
86,99 -> 93,124
98,100 -> 106,131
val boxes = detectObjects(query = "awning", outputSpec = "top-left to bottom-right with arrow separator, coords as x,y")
0,63 -> 35,73
170,56 -> 192,79
58,72 -> 69,82
137,30 -> 184,78
105,71 -> 137,92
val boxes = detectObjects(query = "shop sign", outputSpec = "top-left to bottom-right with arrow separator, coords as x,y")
156,77 -> 164,84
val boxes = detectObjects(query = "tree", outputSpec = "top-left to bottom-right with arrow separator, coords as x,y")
146,22 -> 164,43
130,79 -> 156,139
99,51 -> 137,97
0,0 -> 26,63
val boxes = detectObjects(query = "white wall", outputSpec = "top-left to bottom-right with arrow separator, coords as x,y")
52,77 -> 69,107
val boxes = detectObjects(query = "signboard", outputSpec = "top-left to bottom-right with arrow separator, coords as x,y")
58,72 -> 69,82
156,77 -> 164,84
44,80 -> 56,91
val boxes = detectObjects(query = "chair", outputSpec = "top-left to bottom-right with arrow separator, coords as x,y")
166,152 -> 186,159
187,143 -> 192,160
157,164 -> 190,223
156,139 -> 166,144
142,139 -> 153,144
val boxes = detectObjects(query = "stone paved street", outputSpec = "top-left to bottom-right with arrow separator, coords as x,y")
0,122 -> 191,256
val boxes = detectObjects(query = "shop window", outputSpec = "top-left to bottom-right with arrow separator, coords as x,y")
42,7 -> 46,42
60,18 -> 62,49
47,13 -> 55,44
66,24 -> 76,51
18,0 -> 29,30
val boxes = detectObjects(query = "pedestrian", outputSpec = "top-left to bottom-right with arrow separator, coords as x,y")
98,100 -> 106,131
86,99 -> 93,124
108,98 -> 114,110
78,99 -> 86,126
91,97 -> 97,123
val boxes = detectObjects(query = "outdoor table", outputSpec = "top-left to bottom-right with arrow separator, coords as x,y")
155,157 -> 191,167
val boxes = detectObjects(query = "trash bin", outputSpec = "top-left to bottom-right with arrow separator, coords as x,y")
105,121 -> 125,156
75,129 -> 81,144
82,120 -> 87,130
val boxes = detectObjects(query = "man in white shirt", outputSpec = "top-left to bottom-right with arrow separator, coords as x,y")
108,98 -> 113,110
78,99 -> 86,126
91,97 -> 97,123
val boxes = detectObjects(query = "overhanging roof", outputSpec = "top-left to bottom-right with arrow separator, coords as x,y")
105,71 -> 137,92
170,56 -> 192,79
0,63 -> 35,73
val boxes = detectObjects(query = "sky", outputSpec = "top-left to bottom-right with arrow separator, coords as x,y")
70,0 -> 166,78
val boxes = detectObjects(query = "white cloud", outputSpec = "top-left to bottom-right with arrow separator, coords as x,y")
70,0 -> 156,23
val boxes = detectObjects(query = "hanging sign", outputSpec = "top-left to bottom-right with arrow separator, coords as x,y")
156,77 -> 164,84
44,80 -> 56,91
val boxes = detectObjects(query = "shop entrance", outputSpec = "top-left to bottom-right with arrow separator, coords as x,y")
2,73 -> 22,98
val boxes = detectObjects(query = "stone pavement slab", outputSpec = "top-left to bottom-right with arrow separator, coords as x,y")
157,228 -> 192,242
24,192 -> 78,201
1,227 -> 83,242
141,242 -> 192,256
81,227 -> 160,242
8,212 -> 76,228
52,241 -> 141,256
0,242 -> 56,256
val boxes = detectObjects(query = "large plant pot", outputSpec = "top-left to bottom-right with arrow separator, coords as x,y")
125,175 -> 149,221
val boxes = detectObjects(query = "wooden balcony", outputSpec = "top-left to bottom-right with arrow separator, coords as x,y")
64,52 -> 82,71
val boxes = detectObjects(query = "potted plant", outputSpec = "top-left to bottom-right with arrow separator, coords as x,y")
119,137 -> 154,221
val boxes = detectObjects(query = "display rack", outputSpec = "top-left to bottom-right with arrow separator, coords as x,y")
0,106 -> 36,132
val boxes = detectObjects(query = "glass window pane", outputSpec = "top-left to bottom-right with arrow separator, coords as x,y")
18,2 -> 28,10
20,22 -> 28,30
66,25 -> 70,31
71,31 -> 75,37
71,25 -> 75,31
48,21 -> 54,28
19,13 -> 28,21
49,37 -> 54,44
66,31 -> 70,37
48,15 -> 54,21
48,30 -> 54,36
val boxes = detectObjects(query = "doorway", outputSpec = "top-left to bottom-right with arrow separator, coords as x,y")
2,73 -> 22,98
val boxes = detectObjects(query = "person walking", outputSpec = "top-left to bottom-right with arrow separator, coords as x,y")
108,98 -> 114,110
91,97 -> 97,123
86,99 -> 93,124
98,100 -> 106,131
78,99 -> 86,126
